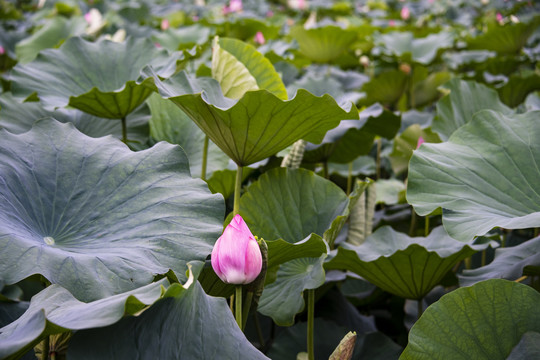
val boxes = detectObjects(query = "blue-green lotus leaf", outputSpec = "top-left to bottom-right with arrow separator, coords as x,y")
10,36 -> 180,119
0,119 -> 224,302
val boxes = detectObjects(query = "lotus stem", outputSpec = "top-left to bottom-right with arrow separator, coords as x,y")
254,312 -> 265,349
346,162 -> 353,196
376,138 -> 382,180
408,208 -> 417,237
417,298 -> 423,320
424,216 -> 430,236
307,289 -> 315,360
121,116 -> 127,144
323,161 -> 329,179
233,165 -> 243,216
201,136 -> 209,180
481,250 -> 486,267
235,285 -> 243,329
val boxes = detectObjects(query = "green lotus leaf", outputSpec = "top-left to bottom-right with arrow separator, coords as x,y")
432,78 -> 513,140
304,104 -> 400,164
0,278 -> 169,359
206,168 -> 254,200
0,92 -> 149,143
239,167 -> 350,247
144,69 -> 358,166
408,110 -> 540,242
258,255 -> 326,326
222,17 -> 280,42
290,25 -> 357,63
525,92 -> 540,111
443,50 -> 496,70
459,236 -> 540,287
374,179 -> 406,205
374,31 -> 454,64
147,93 -> 228,178
212,37 -> 287,100
268,319 -> 402,360
498,71 -> 540,108
67,272 -> 268,359
10,36 -> 180,119
507,332 -> 540,360
325,226 -> 489,299
0,119 -> 224,301
359,70 -> 408,108
389,124 -> 441,175
15,17 -> 86,64
151,24 -> 212,51
400,279 -> 540,360
412,71 -> 452,108
466,16 -> 540,54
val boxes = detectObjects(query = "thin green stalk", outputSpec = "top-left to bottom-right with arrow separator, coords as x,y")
235,285 -> 243,329
481,250 -> 486,267
254,312 -> 265,349
41,336 -> 49,360
346,162 -> 353,196
376,138 -> 382,180
121,116 -> 127,144
417,298 -> 423,320
323,161 -> 329,179
233,165 -> 243,216
501,230 -> 507,248
201,136 -> 209,181
409,70 -> 415,109
50,353 -> 56,360
535,228 -> 539,238
424,216 -> 430,236
242,291 -> 254,330
307,289 -> 315,360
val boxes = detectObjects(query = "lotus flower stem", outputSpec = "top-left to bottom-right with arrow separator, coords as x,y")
408,208 -> 417,237
424,216 -> 430,236
307,289 -> 315,360
201,136 -> 209,180
235,285 -> 243,329
376,138 -> 382,180
121,116 -> 127,144
417,298 -> 423,320
323,161 -> 329,179
233,165 -> 243,216
481,250 -> 486,267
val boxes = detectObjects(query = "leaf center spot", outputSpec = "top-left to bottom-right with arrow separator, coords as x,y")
43,236 -> 55,246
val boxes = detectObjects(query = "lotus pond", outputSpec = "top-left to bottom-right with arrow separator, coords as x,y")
1,0 -> 540,359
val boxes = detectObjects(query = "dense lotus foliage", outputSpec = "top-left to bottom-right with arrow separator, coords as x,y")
1,0 -> 540,359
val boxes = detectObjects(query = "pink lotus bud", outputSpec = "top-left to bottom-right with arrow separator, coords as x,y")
496,12 -> 503,23
401,6 -> 410,20
416,137 -> 425,149
84,11 -> 92,23
0,46 -> 4,55
211,214 -> 262,285
161,19 -> 170,30
388,19 -> 396,27
154,42 -> 162,48
266,10 -> 274,17
254,31 -> 265,44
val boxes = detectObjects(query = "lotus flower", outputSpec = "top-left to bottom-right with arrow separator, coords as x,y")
401,6 -> 410,20
254,31 -> 265,45
211,214 -> 262,284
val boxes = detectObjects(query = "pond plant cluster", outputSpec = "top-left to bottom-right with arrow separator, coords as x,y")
1,0 -> 540,359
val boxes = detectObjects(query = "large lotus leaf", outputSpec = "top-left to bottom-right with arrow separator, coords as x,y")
304,104 -> 401,164
206,167 -> 254,200
359,70 -> 408,107
67,274 -> 268,359
412,71 -> 452,108
151,24 -> 212,51
0,92 -> 149,143
443,50 -> 496,70
374,31 -> 454,64
432,78 -> 513,140
389,124 -> 441,175
325,226 -> 489,299
408,110 -> 540,242
507,332 -> 540,360
0,278 -> 169,359
212,37 -> 287,100
144,69 -> 358,166
400,279 -> 540,360
258,256 -> 326,326
147,93 -> 228,178
268,319 -> 402,360
222,18 -> 280,42
238,167 -> 349,246
459,236 -> 540,287
10,36 -> 179,119
466,16 -> 540,54
0,119 -> 224,302
15,17 -> 86,64
290,25 -> 357,63
498,72 -> 540,108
